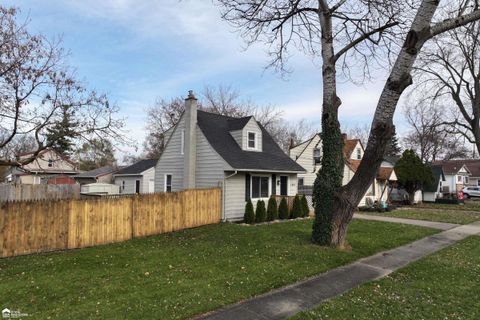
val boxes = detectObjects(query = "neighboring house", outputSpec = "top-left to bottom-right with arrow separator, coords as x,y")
423,165 -> 446,202
290,134 -> 397,206
114,159 -> 157,194
74,166 -> 120,185
154,91 -> 305,221
6,148 -> 79,184
449,159 -> 480,186
433,160 -> 471,193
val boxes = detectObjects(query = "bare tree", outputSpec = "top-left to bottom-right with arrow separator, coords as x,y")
402,99 -> 469,162
0,7 -> 126,166
216,0 -> 480,247
143,85 -> 313,157
414,15 -> 480,155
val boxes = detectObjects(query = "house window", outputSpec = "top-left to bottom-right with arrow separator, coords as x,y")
135,180 -> 140,194
313,148 -> 321,164
248,132 -> 256,149
298,178 -> 304,187
356,148 -> 362,160
457,175 -> 462,182
280,176 -> 288,196
165,174 -> 172,192
465,176 -> 469,184
48,159 -> 53,167
122,181 -> 125,191
477,180 -> 480,186
251,176 -> 269,198
181,129 -> 185,155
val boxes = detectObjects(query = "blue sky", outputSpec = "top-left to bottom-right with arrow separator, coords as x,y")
4,0 -> 407,156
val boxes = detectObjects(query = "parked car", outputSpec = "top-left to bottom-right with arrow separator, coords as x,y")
462,186 -> 480,198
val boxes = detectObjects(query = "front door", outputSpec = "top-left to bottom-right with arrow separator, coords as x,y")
280,176 -> 288,196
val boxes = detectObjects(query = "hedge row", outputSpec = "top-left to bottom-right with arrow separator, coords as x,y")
244,195 -> 310,224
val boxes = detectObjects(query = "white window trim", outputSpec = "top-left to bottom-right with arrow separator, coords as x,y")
181,129 -> 185,155
164,174 -> 173,192
247,131 -> 257,150
250,174 -> 271,200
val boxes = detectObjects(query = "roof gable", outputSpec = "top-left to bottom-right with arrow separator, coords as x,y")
343,139 -> 363,159
197,111 -> 305,172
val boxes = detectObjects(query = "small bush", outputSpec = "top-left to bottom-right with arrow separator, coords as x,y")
278,197 -> 289,220
266,197 -> 278,221
301,195 -> 309,217
244,199 -> 255,224
290,195 -> 302,219
255,200 -> 267,223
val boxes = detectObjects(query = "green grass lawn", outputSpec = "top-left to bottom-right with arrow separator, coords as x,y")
0,220 -> 436,320
414,200 -> 480,212
364,208 -> 480,224
292,236 -> 480,320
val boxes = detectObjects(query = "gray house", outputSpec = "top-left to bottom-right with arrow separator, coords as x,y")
154,91 -> 305,221
114,159 -> 157,194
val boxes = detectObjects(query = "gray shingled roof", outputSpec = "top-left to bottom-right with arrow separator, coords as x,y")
75,166 -> 119,178
227,116 -> 252,130
197,111 -> 305,172
115,159 -> 157,175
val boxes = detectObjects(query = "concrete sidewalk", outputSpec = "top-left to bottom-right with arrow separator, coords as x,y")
353,213 -> 460,230
195,220 -> 480,320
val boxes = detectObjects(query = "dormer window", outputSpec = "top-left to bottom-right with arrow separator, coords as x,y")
313,148 -> 321,164
356,148 -> 361,160
248,132 -> 256,149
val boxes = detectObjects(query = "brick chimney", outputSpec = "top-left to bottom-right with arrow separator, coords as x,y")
183,90 -> 197,189
342,133 -> 348,141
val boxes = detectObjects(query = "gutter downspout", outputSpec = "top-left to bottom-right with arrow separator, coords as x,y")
222,170 -> 238,222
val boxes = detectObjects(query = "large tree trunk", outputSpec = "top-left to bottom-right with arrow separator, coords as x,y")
312,0 -> 480,248
311,2 -> 346,247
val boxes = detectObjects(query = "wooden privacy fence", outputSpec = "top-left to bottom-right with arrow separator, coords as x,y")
0,184 -> 81,202
0,188 -> 222,258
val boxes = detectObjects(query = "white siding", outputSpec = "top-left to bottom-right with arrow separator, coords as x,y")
291,135 -> 321,186
115,176 -> 141,194
224,172 -> 298,221
224,172 -> 246,221
154,116 -> 186,192
349,142 -> 364,160
241,118 -> 263,151
196,130 -> 231,188
115,169 -> 154,194
142,167 -> 155,193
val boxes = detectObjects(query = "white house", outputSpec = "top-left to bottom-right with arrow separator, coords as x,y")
154,91 -> 306,221
114,159 -> 157,194
433,160 -> 471,194
290,134 -> 397,206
